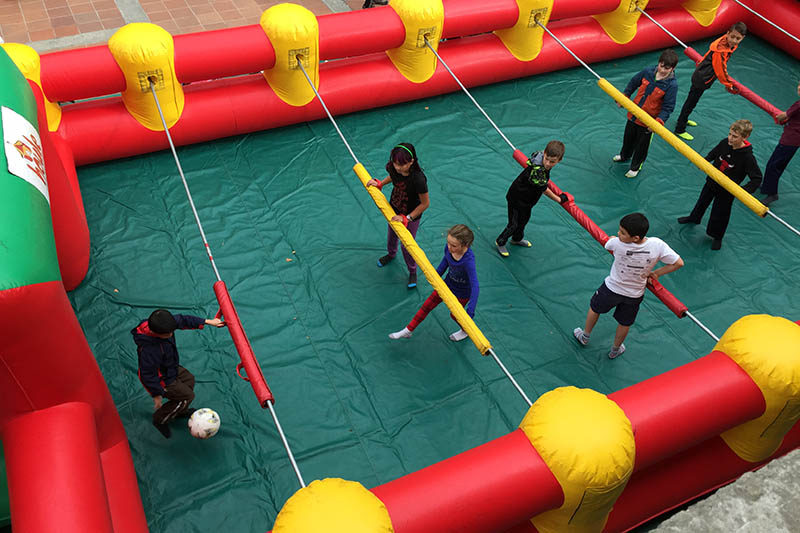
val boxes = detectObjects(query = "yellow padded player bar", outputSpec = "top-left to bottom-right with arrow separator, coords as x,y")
353,163 -> 492,355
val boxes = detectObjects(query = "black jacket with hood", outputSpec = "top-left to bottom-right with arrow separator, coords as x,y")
132,314 -> 205,396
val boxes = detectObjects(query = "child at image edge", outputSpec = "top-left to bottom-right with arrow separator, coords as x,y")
389,224 -> 479,342
574,213 -> 684,359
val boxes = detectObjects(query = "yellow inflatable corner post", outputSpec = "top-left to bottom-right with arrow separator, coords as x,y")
593,0 -> 651,45
108,23 -> 184,131
261,3 -> 320,106
386,0 -> 444,84
494,0 -> 554,62
681,0 -> 722,27
718,315 -> 800,462
521,387 -> 635,533
1,43 -> 62,131
272,478 -> 394,533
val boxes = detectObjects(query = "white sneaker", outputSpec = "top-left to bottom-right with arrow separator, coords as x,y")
612,154 -> 624,162
573,327 -> 590,346
389,327 -> 412,339
624,169 -> 639,178
608,343 -> 626,359
449,329 -> 468,342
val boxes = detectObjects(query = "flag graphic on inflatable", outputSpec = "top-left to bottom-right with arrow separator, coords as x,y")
3,105 -> 49,205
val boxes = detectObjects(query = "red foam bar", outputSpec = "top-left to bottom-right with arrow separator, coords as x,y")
683,47 -> 784,121
213,280 -> 274,406
372,429 -> 563,533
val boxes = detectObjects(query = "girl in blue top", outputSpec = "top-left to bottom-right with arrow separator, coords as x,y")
389,224 -> 479,342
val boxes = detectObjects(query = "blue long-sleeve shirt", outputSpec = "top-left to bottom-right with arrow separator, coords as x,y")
436,245 -> 480,316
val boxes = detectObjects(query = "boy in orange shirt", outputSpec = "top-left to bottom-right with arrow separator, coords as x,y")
674,22 -> 747,141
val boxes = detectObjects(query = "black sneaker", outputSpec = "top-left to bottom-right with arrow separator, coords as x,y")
176,408 -> 197,419
711,239 -> 722,251
153,420 -> 172,439
677,216 -> 698,224
407,272 -> 417,289
377,254 -> 394,267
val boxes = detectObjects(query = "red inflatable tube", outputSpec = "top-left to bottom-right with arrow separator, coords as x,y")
59,5 -> 746,166
213,280 -> 274,407
607,422 -> 800,533
30,80 -> 90,291
2,402 -> 114,533
682,48 -> 784,121
371,430 -> 563,533
609,351 -> 766,471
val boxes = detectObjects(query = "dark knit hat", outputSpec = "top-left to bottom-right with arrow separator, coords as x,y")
148,309 -> 178,334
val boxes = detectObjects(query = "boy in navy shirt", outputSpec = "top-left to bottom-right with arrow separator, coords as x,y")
133,309 -> 224,438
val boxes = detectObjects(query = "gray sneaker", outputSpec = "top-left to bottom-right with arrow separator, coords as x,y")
495,241 -> 509,257
510,239 -> 532,247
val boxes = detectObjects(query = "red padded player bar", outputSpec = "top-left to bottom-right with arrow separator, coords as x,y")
371,429 -> 563,533
683,47 -> 784,121
513,154 -> 688,318
213,280 -> 274,407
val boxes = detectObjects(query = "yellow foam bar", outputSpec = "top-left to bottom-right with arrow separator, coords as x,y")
597,78 -> 767,217
353,163 -> 492,355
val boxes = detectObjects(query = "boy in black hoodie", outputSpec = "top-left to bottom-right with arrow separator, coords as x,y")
495,140 -> 569,257
678,119 -> 762,250
132,309 -> 224,438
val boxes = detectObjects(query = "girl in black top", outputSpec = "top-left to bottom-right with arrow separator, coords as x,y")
367,143 -> 430,288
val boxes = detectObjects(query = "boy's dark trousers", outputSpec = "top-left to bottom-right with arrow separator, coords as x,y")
761,143 -> 798,195
675,84 -> 709,133
153,366 -> 195,425
687,178 -> 734,240
496,203 -> 533,246
620,120 -> 653,171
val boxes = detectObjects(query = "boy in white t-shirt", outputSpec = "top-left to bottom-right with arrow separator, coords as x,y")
573,213 -> 684,359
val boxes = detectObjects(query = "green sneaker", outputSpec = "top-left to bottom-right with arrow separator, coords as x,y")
676,131 -> 694,141
686,120 -> 698,127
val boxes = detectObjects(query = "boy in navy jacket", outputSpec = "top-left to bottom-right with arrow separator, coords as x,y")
613,49 -> 679,178
133,309 -> 224,438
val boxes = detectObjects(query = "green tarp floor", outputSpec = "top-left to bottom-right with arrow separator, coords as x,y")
65,35 -> 798,533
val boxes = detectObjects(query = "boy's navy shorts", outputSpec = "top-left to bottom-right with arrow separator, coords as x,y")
590,282 -> 644,327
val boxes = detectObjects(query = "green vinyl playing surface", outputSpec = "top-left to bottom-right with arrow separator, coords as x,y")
64,35 -> 799,532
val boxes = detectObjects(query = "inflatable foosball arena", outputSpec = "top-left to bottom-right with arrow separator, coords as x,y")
1,0 -> 799,532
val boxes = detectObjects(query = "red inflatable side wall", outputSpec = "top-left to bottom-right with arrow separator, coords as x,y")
29,81 -> 89,290
57,3 -> 747,165
0,280 -> 148,533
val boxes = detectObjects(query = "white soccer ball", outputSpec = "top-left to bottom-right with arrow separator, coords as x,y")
188,408 -> 220,439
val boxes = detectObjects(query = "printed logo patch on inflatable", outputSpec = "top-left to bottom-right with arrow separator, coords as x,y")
2,106 -> 49,204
